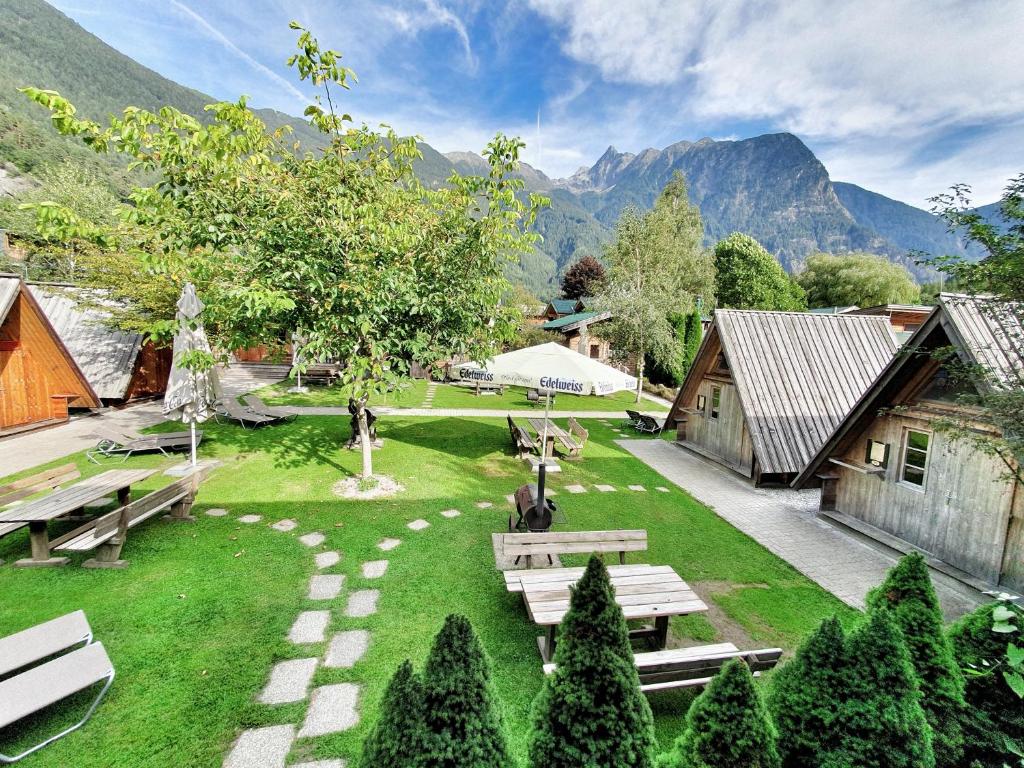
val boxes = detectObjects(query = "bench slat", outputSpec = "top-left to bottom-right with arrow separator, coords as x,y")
503,540 -> 647,556
0,610 -> 92,678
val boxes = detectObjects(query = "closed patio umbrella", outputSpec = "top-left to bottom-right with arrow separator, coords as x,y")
163,283 -> 220,468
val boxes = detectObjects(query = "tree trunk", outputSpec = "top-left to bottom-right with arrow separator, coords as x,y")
356,401 -> 373,478
635,356 -> 644,403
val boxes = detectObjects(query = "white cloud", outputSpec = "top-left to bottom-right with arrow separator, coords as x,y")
380,0 -> 477,73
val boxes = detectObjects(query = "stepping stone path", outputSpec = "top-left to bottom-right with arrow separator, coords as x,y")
315,551 -> 341,570
377,538 -> 401,551
345,590 -> 380,618
308,574 -> 344,600
595,484 -> 616,492
361,560 -> 388,579
656,486 -> 670,493
288,611 -> 331,644
628,485 -> 647,492
299,683 -> 360,737
293,761 -> 346,768
440,509 -> 460,518
475,501 -> 492,509
422,381 -> 438,409
299,532 -> 325,547
271,519 -> 297,532
205,508 -> 228,517
259,658 -> 318,705
407,519 -> 430,531
224,724 -> 295,768
238,514 -> 262,524
325,630 -> 370,668
565,484 -> 587,494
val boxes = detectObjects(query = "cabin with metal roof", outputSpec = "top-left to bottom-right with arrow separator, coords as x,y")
542,298 -> 585,321
541,309 -> 623,367
0,276 -> 99,436
667,310 -> 899,485
844,304 -> 933,344
794,294 -> 1024,592
28,284 -> 171,403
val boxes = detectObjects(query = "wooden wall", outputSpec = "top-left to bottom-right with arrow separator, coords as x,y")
685,376 -> 754,477
1001,484 -> 1024,593
122,342 -> 172,402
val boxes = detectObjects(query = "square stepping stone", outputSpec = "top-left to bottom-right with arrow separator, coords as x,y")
204,507 -> 228,517
595,484 -> 616,492
223,724 -> 295,768
299,532 -> 325,547
258,658 -> 318,704
271,519 -> 297,532
440,509 -> 460,518
298,683 -> 360,737
656,486 -> 670,493
308,574 -> 345,600
238,514 -> 262,524
315,551 -> 341,569
288,611 -> 330,644
565,484 -> 587,494
325,630 -> 370,668
361,560 -> 388,579
345,590 -> 380,618
407,519 -> 430,531
475,501 -> 492,509
377,538 -> 401,551
292,761 -> 346,768
628,485 -> 647,492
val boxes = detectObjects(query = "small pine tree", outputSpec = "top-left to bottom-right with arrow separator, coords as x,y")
865,553 -> 967,768
826,610 -> 935,768
360,660 -> 426,768
658,658 -> 781,768
528,555 -> 655,768
681,309 -> 702,376
420,614 -> 509,768
767,616 -> 848,768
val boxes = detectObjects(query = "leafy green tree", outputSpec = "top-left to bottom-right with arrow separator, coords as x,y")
360,660 -> 426,768
796,252 -> 920,308
681,308 -> 703,377
658,658 -> 780,768
767,616 -> 848,768
714,233 -> 806,311
529,555 -> 655,768
865,553 -> 966,768
420,614 -> 509,768
561,254 -> 606,300
827,611 -> 935,768
22,24 -> 544,478
595,173 -> 714,402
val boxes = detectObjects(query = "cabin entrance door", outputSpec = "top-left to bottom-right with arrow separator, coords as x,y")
0,347 -> 33,428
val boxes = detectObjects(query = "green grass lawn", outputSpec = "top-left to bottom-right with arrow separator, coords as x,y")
254,378 -> 430,408
0,416 -> 855,767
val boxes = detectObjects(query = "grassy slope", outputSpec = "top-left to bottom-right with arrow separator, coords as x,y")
0,417 -> 854,766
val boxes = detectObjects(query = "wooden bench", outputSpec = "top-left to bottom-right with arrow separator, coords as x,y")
499,529 -> 647,570
508,415 -> 538,459
557,417 -> 589,458
52,468 -> 210,568
542,643 -> 783,693
0,463 -> 80,540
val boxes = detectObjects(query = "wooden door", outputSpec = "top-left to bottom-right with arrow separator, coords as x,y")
0,348 -> 32,428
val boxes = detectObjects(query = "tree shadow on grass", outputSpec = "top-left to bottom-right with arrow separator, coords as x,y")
382,417 -> 513,461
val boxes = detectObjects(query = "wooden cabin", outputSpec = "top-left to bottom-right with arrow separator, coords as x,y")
844,304 -> 933,343
0,276 -> 99,435
542,298 -> 585,322
29,285 -> 172,404
794,294 -> 1024,593
543,310 -> 613,360
667,310 -> 898,485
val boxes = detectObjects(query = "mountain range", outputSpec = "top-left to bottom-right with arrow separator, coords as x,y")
0,0 -> 993,298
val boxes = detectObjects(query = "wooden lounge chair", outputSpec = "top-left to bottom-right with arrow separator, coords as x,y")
0,464 -> 81,540
215,398 -> 282,429
87,425 -> 201,464
635,414 -> 667,434
0,610 -> 114,764
243,395 -> 296,421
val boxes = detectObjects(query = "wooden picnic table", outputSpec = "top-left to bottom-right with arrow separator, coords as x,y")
507,563 -> 708,661
0,468 -> 156,567
526,418 -> 569,458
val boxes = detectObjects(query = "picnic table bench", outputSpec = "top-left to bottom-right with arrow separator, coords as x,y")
0,463 -> 81,541
557,417 -> 589,458
508,415 -> 538,459
454,380 -> 506,396
499,529 -> 647,569
527,417 -> 569,458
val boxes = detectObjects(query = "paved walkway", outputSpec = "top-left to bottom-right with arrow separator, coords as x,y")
281,406 -> 666,419
619,439 -> 984,619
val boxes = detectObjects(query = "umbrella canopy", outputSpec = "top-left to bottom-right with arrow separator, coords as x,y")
451,342 -> 637,396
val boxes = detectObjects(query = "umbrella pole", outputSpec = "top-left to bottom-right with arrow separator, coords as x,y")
537,390 -> 550,511
190,421 -> 197,468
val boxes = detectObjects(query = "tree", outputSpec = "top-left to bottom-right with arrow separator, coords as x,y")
561,254 -> 606,299
529,555 -> 655,768
827,611 -> 935,768
420,614 -> 509,768
658,658 -> 780,768
360,660 -> 426,768
681,308 -> 703,377
714,233 -> 806,311
767,616 -> 849,768
796,252 -> 920,308
865,553 -> 966,768
23,24 -> 545,479
595,173 -> 714,402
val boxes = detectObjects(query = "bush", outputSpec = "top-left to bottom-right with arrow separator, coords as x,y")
714,233 -> 806,311
420,614 -> 509,768
528,555 -> 655,768
865,553 -> 966,767
360,660 -> 426,768
658,658 -> 780,768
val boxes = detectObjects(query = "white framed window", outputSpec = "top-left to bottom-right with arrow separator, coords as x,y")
710,387 -> 721,420
899,428 -> 931,488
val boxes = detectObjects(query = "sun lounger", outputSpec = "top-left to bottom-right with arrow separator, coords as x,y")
215,398 -> 283,429
243,395 -> 296,421
0,610 -> 114,763
87,425 -> 201,464
635,414 -> 667,434
624,409 -> 643,428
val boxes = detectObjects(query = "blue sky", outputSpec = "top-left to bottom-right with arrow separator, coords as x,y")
51,0 -> 1024,207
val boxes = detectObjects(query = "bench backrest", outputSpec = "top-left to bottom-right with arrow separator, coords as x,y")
0,463 -> 80,507
567,417 -> 588,444
0,610 -> 92,678
502,529 -> 647,557
93,474 -> 205,539
626,409 -> 642,421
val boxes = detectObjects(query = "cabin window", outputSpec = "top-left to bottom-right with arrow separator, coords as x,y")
696,394 -> 706,415
900,429 -> 930,487
710,387 -> 721,419
589,344 -> 600,358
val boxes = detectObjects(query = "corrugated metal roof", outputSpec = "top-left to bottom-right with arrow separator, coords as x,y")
939,293 -> 1024,388
715,310 -> 898,475
28,285 -> 143,400
542,310 -> 607,330
0,277 -> 19,323
549,298 -> 580,315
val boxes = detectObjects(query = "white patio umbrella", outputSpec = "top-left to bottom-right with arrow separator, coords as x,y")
452,342 -> 638,508
163,283 -> 221,468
